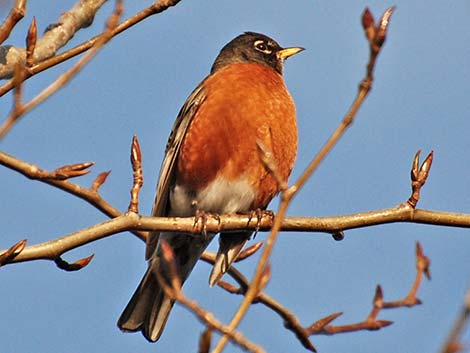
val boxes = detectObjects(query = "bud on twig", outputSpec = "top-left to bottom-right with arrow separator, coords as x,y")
54,254 -> 94,271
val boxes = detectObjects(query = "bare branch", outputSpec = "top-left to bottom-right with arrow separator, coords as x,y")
314,318 -> 393,335
0,0 -> 182,97
10,61 -> 24,124
202,243 -> 428,351
0,214 -> 139,265
200,251 -> 317,352
172,290 -> 266,353
193,210 -> 220,238
4,146 -> 470,266
0,0 -> 123,139
0,0 -> 26,45
439,289 -> 470,353
158,243 -> 266,353
293,6 -> 395,195
258,263 -> 271,293
0,0 -> 107,79
3,205 -> 470,267
0,150 -> 145,241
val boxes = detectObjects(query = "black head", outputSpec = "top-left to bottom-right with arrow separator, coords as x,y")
211,32 -> 304,75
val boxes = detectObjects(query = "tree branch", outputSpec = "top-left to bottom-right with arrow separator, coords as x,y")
0,0 -> 123,139
0,0 -> 107,79
0,0 -> 182,97
201,242 -> 429,351
439,289 -> 470,353
0,150 -> 146,241
2,205 -> 470,267
2,145 -> 470,268
158,240 -> 266,353
0,0 -> 26,45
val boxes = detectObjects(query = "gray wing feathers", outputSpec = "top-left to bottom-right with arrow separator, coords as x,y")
119,232 -> 215,341
119,83 -> 208,341
146,84 -> 207,260
117,257 -> 172,342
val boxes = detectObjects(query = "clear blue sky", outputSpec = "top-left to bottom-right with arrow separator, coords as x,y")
1,1 -> 470,352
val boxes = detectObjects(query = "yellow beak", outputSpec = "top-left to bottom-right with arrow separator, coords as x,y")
276,47 -> 305,61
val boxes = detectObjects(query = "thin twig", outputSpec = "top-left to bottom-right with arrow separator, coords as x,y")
439,289 -> 470,353
4,146 -> 470,265
4,147 -> 470,266
0,0 -> 108,79
0,0 -> 123,139
203,243 -> 429,351
0,213 -> 140,265
10,62 -> 24,122
1,206 -> 466,265
0,0 -> 26,45
158,241 -> 266,353
0,0 -> 182,97
200,252 -> 317,352
0,150 -> 145,241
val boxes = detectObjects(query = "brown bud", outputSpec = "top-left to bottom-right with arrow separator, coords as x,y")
91,170 -> 111,191
26,17 -> 37,67
235,242 -> 263,262
54,254 -> 94,271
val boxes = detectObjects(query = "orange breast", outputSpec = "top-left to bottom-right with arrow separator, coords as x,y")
176,63 -> 298,208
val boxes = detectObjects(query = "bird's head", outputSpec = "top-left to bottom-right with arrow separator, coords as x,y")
211,32 -> 304,75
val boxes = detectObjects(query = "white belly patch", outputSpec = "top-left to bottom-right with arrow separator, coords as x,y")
169,177 -> 255,216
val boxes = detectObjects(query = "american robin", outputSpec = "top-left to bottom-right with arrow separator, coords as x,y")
118,32 -> 303,342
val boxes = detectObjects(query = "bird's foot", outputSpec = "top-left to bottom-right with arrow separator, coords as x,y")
245,209 -> 274,238
193,209 -> 220,238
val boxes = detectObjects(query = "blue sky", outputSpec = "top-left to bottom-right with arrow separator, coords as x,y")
1,1 -> 470,352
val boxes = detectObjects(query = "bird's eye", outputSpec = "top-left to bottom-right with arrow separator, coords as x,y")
254,40 -> 272,54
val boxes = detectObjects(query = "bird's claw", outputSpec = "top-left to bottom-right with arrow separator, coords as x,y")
193,209 -> 220,238
247,209 -> 274,238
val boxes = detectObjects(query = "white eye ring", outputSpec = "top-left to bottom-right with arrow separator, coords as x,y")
254,40 -> 272,54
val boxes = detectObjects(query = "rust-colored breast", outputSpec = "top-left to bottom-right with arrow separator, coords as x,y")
176,63 -> 298,208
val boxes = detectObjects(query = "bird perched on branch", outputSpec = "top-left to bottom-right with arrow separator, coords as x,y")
118,31 -> 303,342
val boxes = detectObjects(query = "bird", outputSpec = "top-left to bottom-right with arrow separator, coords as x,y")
117,31 -> 303,342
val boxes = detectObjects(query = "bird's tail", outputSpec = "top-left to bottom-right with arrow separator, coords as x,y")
117,256 -> 174,342
209,232 -> 251,287
118,233 -> 214,342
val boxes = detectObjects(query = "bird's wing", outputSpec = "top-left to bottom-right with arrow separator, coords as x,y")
145,83 -> 207,259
